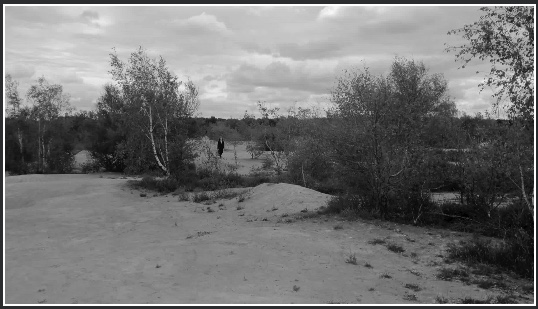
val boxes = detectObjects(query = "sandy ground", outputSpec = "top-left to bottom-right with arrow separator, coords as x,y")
191,140 -> 272,176
4,173 -> 534,305
72,141 -> 271,176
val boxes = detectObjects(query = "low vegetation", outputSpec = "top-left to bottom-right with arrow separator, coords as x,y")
386,243 -> 405,254
436,267 -> 469,282
404,283 -> 421,292
345,253 -> 357,265
445,235 -> 533,278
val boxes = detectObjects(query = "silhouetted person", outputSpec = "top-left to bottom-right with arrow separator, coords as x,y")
217,137 -> 224,158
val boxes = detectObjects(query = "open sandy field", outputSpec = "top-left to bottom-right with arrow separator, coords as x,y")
191,139 -> 273,175
4,171 -> 534,305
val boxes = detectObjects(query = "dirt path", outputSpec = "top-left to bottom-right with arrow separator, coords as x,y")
4,174 -> 534,304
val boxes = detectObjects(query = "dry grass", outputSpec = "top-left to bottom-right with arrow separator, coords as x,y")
404,283 -> 421,292
368,238 -> 387,245
345,253 -> 358,265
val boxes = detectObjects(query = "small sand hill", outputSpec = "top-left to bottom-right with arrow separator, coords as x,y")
74,150 -> 92,170
239,183 -> 332,216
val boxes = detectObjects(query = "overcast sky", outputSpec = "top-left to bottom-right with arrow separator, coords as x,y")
4,5 -> 504,118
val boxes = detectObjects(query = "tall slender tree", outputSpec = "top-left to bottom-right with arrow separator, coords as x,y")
26,76 -> 72,172
5,74 -> 27,164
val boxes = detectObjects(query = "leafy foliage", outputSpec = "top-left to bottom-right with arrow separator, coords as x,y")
108,46 -> 199,176
446,6 -> 534,122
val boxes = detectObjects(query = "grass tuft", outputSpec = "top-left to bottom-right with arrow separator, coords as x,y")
379,272 -> 392,279
404,283 -> 421,292
435,295 -> 450,304
368,238 -> 387,245
386,243 -> 405,253
446,236 -> 533,278
345,253 -> 358,265
436,267 -> 469,281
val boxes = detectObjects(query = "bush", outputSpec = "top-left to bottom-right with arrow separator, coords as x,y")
262,156 -> 274,169
321,194 -> 366,215
130,176 -> 180,193
45,150 -> 75,174
192,191 -> 212,203
285,136 -> 335,191
446,233 -> 534,278
81,160 -> 101,173
436,267 -> 469,281
241,174 -> 272,187
246,141 -> 263,159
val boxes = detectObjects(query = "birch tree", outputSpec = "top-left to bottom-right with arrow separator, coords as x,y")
26,76 -> 72,173
108,47 -> 199,176
446,5 -> 534,221
446,6 -> 534,122
5,74 -> 27,164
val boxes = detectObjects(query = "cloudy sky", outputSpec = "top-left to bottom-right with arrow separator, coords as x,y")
4,5 -> 502,118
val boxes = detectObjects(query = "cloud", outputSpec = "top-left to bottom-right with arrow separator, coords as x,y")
57,71 -> 85,85
317,6 -> 344,21
5,64 -> 36,79
4,6 -> 492,118
80,10 -> 99,23
168,12 -> 231,35
277,40 -> 343,60
237,41 -> 272,56
227,61 -> 335,97
245,6 -> 275,16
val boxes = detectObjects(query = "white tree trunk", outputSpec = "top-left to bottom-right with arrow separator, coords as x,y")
37,119 -> 42,172
520,165 -> 534,223
147,107 -> 169,175
17,128 -> 24,163
164,118 -> 169,171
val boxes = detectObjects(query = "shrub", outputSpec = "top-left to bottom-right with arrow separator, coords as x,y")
345,253 -> 358,265
368,238 -> 387,245
46,150 -> 75,173
404,283 -> 421,292
212,189 -> 247,200
386,243 -> 405,253
130,176 -> 179,193
435,295 -> 450,304
192,191 -> 212,203
436,267 -> 469,281
246,141 -> 264,159
81,160 -> 101,173
177,192 -> 190,202
285,136 -> 335,190
322,194 -> 365,215
262,156 -> 274,169
446,233 -> 534,278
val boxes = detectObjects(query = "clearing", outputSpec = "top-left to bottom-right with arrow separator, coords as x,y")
4,173 -> 534,304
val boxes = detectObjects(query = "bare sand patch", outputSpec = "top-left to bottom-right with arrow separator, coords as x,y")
4,174 -> 534,304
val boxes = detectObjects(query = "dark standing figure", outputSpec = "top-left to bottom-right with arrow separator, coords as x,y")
217,137 -> 224,158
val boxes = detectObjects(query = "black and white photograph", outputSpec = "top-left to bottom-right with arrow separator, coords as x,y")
3,4 -> 535,305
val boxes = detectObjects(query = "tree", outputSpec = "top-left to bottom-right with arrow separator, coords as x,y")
108,46 -> 199,176
328,58 -> 455,220
5,74 -> 28,167
90,83 -> 127,172
446,6 -> 534,221
5,74 -> 22,117
446,6 -> 534,123
26,76 -> 73,173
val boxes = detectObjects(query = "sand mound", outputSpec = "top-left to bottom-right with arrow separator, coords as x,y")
239,183 -> 332,216
74,150 -> 92,168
